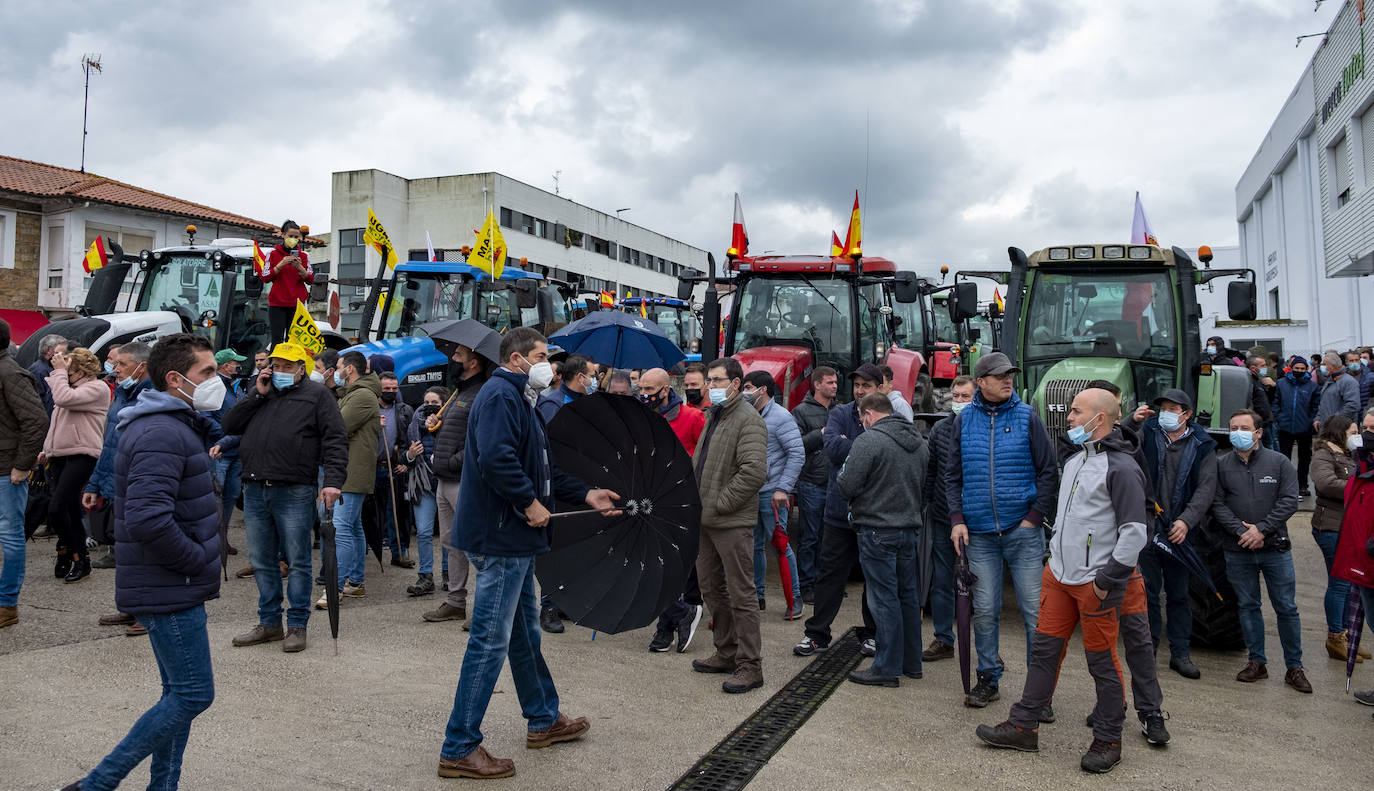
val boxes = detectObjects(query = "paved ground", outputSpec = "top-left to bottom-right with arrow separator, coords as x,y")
3,503 -> 1372,790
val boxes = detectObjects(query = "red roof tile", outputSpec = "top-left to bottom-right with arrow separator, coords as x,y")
0,154 -> 278,232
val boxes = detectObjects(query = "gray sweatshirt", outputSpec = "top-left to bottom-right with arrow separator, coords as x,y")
1212,446 -> 1301,552
1047,427 -> 1149,591
836,415 -> 928,530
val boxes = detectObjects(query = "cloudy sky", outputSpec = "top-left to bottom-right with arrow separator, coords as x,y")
0,0 -> 1341,277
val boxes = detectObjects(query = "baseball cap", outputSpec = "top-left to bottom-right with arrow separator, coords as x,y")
368,354 -> 395,374
1152,388 -> 1193,412
849,362 -> 883,383
214,349 -> 247,365
973,352 -> 1019,378
268,342 -> 314,366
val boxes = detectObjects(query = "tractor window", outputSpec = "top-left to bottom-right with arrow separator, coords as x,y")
383,273 -> 473,338
931,299 -> 958,343
858,284 -> 881,362
1024,270 -> 1175,364
730,276 -> 855,371
227,269 -> 271,356
135,255 -> 223,344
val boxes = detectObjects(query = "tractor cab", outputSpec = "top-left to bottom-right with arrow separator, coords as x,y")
131,240 -> 272,357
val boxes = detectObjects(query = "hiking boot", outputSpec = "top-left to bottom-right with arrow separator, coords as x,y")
540,605 -> 564,634
785,600 -> 804,621
649,625 -> 674,653
125,621 -> 147,637
341,582 -> 365,598
1080,738 -> 1122,774
526,713 -> 590,748
676,604 -> 702,653
1235,661 -> 1267,682
232,624 -> 284,647
1169,654 -> 1201,679
793,636 -> 828,657
90,548 -> 116,569
99,612 -> 135,626
279,560 -> 289,578
847,667 -> 899,687
423,602 -> 466,622
438,745 -> 515,779
965,674 -> 1000,708
1285,667 -> 1313,693
0,605 -> 16,629
1327,632 -> 1357,661
692,654 -> 735,674
723,663 -> 764,694
282,627 -> 307,653
975,721 -> 1038,752
1139,710 -> 1170,746
235,565 -> 255,579
923,640 -> 954,661
64,554 -> 91,584
1354,688 -> 1374,706
1038,704 -> 1056,724
407,573 -> 436,597
860,638 -> 876,657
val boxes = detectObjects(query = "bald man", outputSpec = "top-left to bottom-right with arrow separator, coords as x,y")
639,367 -> 707,652
977,387 -> 1150,775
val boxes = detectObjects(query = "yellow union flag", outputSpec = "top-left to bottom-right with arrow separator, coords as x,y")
287,300 -> 325,354
363,208 -> 399,271
470,210 -> 506,279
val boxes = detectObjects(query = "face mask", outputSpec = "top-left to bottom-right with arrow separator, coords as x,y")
1206,345 -> 1217,355
1158,410 -> 1183,431
309,370 -> 325,383
584,375 -> 598,395
1068,413 -> 1102,445
1292,371 -> 1309,382
1258,367 -> 1268,378
1349,434 -> 1365,452
685,387 -> 702,404
420,404 -> 441,419
950,401 -> 968,415
1349,362 -> 1363,374
273,372 -> 298,390
708,387 -> 728,405
380,392 -> 397,405
1229,430 -> 1256,451
283,236 -> 298,249
742,389 -> 760,406
522,361 -> 554,391
103,361 -> 115,376
334,370 -> 347,387
118,375 -> 137,390
178,373 -> 226,412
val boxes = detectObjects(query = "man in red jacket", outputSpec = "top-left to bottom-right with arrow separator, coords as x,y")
259,220 -> 315,344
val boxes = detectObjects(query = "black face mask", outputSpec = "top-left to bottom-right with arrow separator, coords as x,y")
420,403 -> 441,419
380,392 -> 397,405
685,387 -> 702,405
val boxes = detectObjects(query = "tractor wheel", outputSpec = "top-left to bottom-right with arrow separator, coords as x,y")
1186,521 -> 1245,651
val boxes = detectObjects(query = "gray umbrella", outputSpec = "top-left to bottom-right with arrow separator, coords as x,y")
417,318 -> 501,364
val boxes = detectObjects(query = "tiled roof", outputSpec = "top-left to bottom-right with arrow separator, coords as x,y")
0,154 -> 278,232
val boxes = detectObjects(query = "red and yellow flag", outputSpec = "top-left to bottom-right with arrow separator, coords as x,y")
83,236 -> 109,274
841,190 -> 861,257
599,290 -> 614,307
993,288 -> 1005,313
830,231 -> 843,257
252,240 -> 269,278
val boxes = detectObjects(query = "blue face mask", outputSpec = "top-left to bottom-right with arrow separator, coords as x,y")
1229,430 -> 1256,451
1206,345 -> 1217,355
1158,410 -> 1182,431
103,361 -> 115,376
118,376 -> 137,390
273,372 -> 298,390
708,387 -> 728,405
334,370 -> 346,387
1349,362 -> 1363,374
584,375 -> 598,395
1067,413 -> 1101,445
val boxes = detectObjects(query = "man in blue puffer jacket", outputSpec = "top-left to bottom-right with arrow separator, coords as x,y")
1272,356 -> 1320,495
66,333 -> 221,791
945,352 -> 1059,711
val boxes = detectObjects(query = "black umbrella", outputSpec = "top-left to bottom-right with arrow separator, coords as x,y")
537,392 -> 701,634
320,506 -> 341,655
1150,515 -> 1221,600
418,318 -> 502,364
955,538 -> 977,695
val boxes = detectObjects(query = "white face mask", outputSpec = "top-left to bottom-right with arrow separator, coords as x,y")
520,356 -> 554,390
950,401 -> 969,414
309,369 -> 325,383
178,372 -> 226,412
1349,434 -> 1365,452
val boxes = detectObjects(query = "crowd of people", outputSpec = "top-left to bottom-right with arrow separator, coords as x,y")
5,317 -> 1374,785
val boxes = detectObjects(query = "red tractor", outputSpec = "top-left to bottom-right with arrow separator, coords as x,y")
679,252 -> 926,409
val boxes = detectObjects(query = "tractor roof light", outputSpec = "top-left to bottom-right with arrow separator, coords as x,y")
835,263 -> 851,273
1072,246 -> 1095,259
1102,246 -> 1125,259
1127,246 -> 1153,260
1048,247 -> 1071,260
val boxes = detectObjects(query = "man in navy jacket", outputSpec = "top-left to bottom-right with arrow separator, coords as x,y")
437,327 -> 620,780
66,333 -> 222,791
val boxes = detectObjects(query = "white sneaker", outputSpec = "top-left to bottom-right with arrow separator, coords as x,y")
314,590 -> 329,610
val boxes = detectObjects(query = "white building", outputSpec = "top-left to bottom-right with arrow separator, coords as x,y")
1236,0 -> 1374,357
326,169 -> 708,327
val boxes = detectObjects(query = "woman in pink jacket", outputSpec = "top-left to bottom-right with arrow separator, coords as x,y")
40,347 -> 109,583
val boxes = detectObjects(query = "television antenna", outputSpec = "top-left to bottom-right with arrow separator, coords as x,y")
80,54 -> 103,173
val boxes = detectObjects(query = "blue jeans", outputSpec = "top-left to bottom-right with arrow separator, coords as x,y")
413,490 -> 447,576
929,518 -> 957,647
375,467 -> 406,558
753,492 -> 801,606
334,492 -> 367,588
0,478 -> 28,607
243,482 -> 316,629
1224,549 -> 1303,669
858,528 -> 922,678
82,605 -> 215,791
965,526 -> 1045,683
1139,542 -> 1193,657
213,456 -> 242,531
441,553 -> 560,760
1312,528 -> 1350,634
794,481 -> 827,590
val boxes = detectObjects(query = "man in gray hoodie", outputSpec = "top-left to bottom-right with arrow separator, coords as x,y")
837,394 -> 928,687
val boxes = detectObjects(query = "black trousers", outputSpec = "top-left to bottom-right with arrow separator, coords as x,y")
48,454 -> 97,560
268,305 -> 293,346
804,523 -> 876,645
1278,431 -> 1313,489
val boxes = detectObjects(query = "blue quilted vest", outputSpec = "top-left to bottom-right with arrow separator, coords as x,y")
959,390 -> 1037,533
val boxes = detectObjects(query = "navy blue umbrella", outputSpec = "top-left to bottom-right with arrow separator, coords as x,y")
548,310 -> 686,370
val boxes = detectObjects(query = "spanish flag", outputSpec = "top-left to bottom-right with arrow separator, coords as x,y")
830,231 -> 843,257
599,290 -> 614,307
993,288 -> 1005,313
252,240 -> 269,278
841,190 -> 861,257
83,236 -> 109,274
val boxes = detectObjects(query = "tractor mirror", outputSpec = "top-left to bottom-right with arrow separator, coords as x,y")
1076,284 -> 1098,299
513,278 -> 538,309
1227,281 -> 1257,321
893,271 -> 920,304
949,282 -> 979,322
244,274 -> 263,300
536,287 -> 556,324
677,273 -> 696,302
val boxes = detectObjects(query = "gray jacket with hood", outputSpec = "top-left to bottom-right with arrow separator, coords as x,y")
1048,426 -> 1149,591
836,414 -> 928,530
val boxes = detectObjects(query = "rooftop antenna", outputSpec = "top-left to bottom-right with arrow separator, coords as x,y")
552,170 -> 561,196
1296,32 -> 1326,46
80,53 -> 102,173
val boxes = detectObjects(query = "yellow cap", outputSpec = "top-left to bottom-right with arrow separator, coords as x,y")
268,341 -> 314,365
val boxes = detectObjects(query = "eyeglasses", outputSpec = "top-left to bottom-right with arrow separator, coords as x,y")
705,376 -> 731,385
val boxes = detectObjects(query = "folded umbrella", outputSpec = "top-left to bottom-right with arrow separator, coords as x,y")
1347,587 -> 1365,692
548,310 -> 686,370
1150,514 -> 1221,600
917,512 -> 934,608
320,506 -> 341,655
771,503 -> 796,616
955,538 -> 976,695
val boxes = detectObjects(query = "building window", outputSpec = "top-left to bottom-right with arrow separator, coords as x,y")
534,218 -> 546,238
0,210 -> 13,270
45,223 -> 65,290
520,213 -> 535,234
83,224 -> 154,290
1333,133 -> 1352,208
339,228 -> 367,296
1269,287 -> 1280,319
500,207 -> 513,227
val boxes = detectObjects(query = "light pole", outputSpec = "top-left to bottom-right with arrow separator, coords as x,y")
614,207 -> 631,298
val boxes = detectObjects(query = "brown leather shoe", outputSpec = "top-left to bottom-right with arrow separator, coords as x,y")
423,602 -> 466,622
1285,667 -> 1313,693
99,612 -> 135,626
723,663 -> 764,694
923,639 -> 955,662
280,560 -> 289,579
283,627 -> 307,653
691,653 -> 735,674
527,713 -> 590,749
232,624 -> 285,647
125,621 -> 147,637
0,605 -> 16,629
1236,661 -> 1268,682
235,565 -> 255,579
438,745 -> 515,779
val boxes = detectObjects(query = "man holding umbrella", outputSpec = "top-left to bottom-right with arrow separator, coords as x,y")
1130,389 -> 1217,680
437,327 -> 621,780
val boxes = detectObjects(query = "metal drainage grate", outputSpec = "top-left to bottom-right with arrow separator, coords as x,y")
668,628 -> 864,791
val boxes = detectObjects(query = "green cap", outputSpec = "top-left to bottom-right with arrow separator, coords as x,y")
214,349 -> 248,365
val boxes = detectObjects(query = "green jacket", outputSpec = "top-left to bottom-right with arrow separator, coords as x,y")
339,374 -> 382,493
693,393 -> 767,529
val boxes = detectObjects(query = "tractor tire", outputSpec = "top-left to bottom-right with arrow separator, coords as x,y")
1186,520 -> 1246,651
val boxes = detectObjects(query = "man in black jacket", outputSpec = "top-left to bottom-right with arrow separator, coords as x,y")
423,341 -> 491,624
225,342 -> 347,653
371,371 -> 414,569
791,366 -> 837,603
920,375 -> 974,661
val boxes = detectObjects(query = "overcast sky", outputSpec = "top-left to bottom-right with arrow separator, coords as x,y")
0,0 -> 1342,277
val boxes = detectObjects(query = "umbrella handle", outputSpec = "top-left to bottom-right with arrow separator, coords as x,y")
547,507 -> 618,519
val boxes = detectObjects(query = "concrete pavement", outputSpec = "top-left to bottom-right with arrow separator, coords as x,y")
2,509 -> 1371,790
